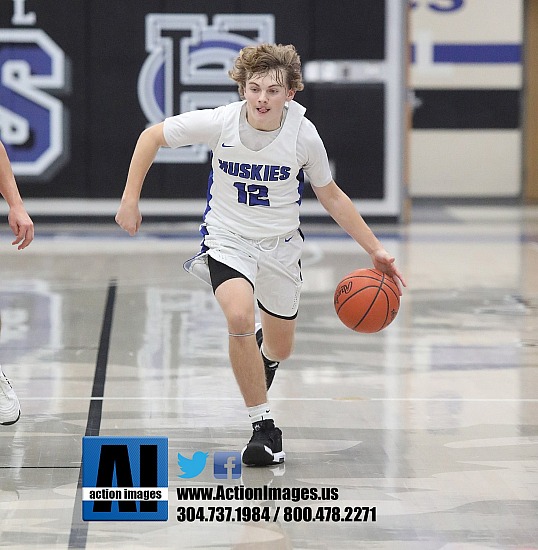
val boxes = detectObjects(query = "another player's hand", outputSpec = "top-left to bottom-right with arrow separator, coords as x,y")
370,249 -> 407,295
115,200 -> 142,236
8,206 -> 34,250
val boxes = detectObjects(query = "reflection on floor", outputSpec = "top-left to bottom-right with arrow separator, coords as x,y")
0,205 -> 537,549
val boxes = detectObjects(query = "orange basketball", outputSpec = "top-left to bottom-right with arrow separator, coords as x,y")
334,268 -> 400,333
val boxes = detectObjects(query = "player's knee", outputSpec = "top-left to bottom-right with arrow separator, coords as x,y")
226,310 -> 254,335
264,340 -> 293,362
273,348 -> 292,362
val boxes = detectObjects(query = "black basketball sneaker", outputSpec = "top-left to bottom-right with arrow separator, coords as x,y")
242,419 -> 285,466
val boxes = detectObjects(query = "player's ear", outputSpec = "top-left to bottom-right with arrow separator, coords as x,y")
287,88 -> 296,101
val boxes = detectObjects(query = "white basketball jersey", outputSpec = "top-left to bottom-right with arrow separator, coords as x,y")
204,100 -> 306,239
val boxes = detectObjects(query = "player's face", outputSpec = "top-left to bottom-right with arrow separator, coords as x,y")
243,70 -> 295,131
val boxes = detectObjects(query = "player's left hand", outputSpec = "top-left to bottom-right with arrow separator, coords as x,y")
370,249 -> 406,295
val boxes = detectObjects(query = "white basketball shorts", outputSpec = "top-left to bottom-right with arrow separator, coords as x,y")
184,224 -> 303,319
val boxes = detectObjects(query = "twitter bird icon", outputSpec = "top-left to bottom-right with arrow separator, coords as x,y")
177,451 -> 208,479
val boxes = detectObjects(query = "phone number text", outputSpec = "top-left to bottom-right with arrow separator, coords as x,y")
176,506 -> 377,523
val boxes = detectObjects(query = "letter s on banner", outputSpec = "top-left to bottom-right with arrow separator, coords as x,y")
0,28 -> 68,180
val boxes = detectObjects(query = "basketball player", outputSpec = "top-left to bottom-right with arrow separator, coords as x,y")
116,43 -> 406,466
0,140 -> 34,425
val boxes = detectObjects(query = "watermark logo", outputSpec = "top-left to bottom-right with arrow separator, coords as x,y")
177,451 -> 208,479
82,436 -> 168,521
214,451 -> 241,480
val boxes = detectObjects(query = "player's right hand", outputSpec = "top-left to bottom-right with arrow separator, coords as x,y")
8,205 -> 34,250
115,201 -> 142,236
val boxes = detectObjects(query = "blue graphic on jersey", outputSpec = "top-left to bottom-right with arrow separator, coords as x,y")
202,161 -> 214,227
218,159 -> 291,181
296,168 -> 305,205
234,182 -> 270,206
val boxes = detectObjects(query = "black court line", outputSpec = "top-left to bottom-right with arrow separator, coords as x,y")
68,280 -> 117,548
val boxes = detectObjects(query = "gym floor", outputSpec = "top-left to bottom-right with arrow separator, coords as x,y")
0,203 -> 537,549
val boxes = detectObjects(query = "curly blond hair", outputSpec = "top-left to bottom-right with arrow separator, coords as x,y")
229,43 -> 304,98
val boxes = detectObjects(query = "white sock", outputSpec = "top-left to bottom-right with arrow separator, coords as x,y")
248,403 -> 273,424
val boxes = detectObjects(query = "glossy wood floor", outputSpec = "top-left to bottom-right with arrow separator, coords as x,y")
0,204 -> 537,549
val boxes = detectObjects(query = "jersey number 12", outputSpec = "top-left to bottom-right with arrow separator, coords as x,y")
233,182 -> 270,207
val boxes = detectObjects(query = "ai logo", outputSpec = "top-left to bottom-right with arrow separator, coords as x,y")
0,0 -> 69,180
137,13 -> 274,164
82,437 -> 168,521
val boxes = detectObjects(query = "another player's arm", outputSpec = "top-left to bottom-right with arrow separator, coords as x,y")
0,141 -> 34,249
312,180 -> 406,292
115,123 -> 167,236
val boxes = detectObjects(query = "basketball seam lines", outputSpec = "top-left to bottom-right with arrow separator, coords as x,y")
352,276 -> 384,331
335,271 -> 400,333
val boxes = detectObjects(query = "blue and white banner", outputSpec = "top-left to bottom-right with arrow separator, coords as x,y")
409,0 -> 524,198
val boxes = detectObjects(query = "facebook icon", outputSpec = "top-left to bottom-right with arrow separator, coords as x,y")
214,452 -> 242,479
